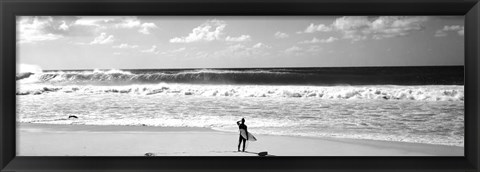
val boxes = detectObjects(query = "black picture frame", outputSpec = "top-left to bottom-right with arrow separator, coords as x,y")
1,0 -> 479,171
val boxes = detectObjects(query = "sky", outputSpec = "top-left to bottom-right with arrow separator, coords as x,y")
16,16 -> 464,71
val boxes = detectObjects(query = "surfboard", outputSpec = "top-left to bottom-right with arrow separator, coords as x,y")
239,129 -> 257,141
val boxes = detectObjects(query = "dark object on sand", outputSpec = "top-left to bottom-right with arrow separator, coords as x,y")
68,115 -> 78,119
258,151 -> 268,156
145,152 -> 155,156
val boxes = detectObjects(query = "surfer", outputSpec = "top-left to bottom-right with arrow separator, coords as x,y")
237,118 -> 248,152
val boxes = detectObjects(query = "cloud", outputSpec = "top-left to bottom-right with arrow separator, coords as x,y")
74,16 -> 117,27
274,32 -> 289,39
434,25 -> 464,37
252,42 -> 272,49
170,19 -> 226,43
112,43 -> 139,49
298,16 -> 429,42
90,32 -> 114,45
58,21 -> 69,31
73,16 -> 158,35
322,37 -> 338,43
333,16 -> 370,31
228,43 -> 270,52
370,16 -> 428,39
169,19 -> 256,43
301,23 -> 332,33
115,17 -> 141,28
17,16 -> 64,44
225,35 -> 251,42
115,17 -> 158,34
337,16 -> 428,41
299,37 -> 338,44
139,23 -> 158,34
141,45 -> 159,54
434,30 -> 448,37
284,46 -> 302,54
33,17 -> 101,38
69,17 -> 122,37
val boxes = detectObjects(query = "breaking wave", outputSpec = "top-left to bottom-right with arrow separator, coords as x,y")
17,69 -> 296,85
16,67 -> 465,86
16,84 -> 464,101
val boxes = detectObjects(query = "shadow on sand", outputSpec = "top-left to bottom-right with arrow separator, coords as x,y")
235,151 -> 275,156
205,150 -> 276,156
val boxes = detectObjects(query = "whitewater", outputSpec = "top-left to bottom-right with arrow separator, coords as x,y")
16,68 -> 464,146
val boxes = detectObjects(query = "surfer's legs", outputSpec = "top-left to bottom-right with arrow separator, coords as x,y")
238,135 -> 247,152
238,135 -> 243,151
242,138 -> 246,152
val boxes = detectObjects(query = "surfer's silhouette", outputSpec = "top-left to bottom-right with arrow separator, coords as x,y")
237,118 -> 248,152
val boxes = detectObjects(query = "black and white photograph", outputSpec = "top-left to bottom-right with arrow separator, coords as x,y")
16,16 -> 464,156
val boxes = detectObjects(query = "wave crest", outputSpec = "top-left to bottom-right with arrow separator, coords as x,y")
16,68 -> 465,86
18,69 -> 291,85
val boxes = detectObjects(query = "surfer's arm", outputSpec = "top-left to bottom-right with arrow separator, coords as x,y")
236,121 -> 241,125
245,126 -> 249,140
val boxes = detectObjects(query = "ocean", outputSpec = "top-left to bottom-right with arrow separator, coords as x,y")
16,66 -> 465,146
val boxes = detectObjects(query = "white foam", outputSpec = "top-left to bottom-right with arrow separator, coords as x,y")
17,91 -> 464,147
17,84 -> 464,101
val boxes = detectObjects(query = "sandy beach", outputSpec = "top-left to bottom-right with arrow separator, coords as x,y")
17,123 -> 464,156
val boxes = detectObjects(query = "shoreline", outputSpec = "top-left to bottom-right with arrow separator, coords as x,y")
17,123 -> 464,156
